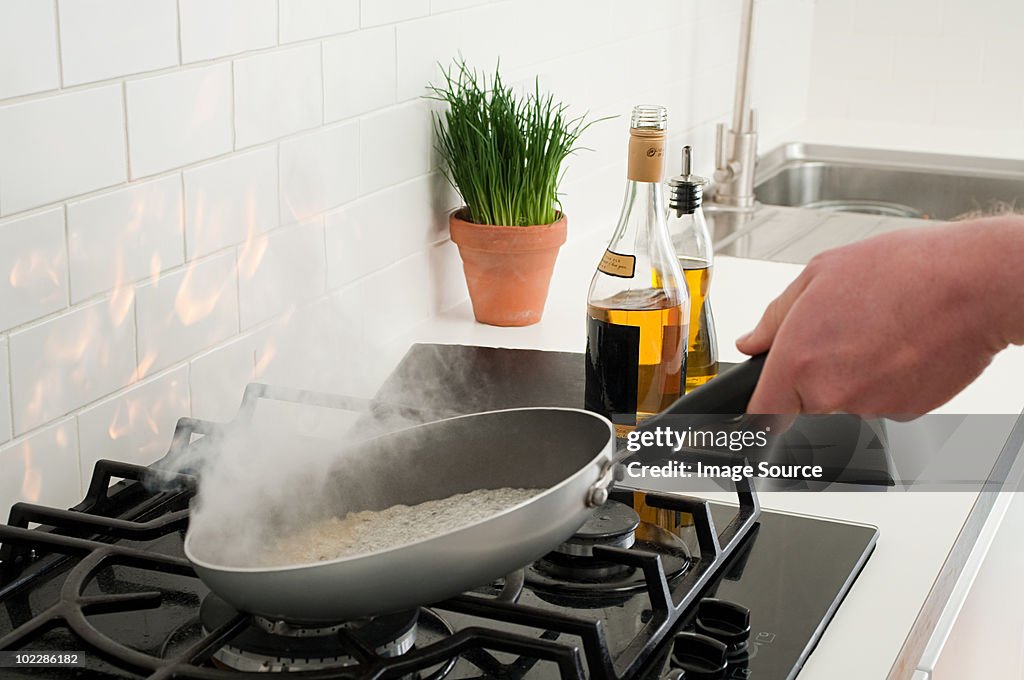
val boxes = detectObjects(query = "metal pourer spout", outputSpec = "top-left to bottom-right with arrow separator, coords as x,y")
668,146 -> 708,216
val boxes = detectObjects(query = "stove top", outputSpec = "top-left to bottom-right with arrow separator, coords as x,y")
0,345 -> 878,679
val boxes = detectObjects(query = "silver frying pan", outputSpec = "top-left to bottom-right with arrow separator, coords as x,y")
184,355 -> 766,623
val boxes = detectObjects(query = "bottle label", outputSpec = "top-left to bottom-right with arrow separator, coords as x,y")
597,249 -> 636,278
585,317 -> 640,434
627,130 -> 666,183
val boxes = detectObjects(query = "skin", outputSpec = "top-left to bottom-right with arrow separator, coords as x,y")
736,216 -> 1024,416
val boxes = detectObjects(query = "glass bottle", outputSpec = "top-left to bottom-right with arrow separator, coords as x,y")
585,105 -> 689,438
667,146 -> 719,392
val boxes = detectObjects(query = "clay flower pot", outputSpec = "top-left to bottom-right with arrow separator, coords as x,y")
449,209 -> 567,326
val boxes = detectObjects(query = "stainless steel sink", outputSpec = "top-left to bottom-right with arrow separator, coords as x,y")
710,144 -> 1024,264
754,143 -> 1024,220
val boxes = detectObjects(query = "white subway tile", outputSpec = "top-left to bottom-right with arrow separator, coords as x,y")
0,209 -> 67,333
189,332 -> 261,422
361,0 -> 428,27
183,147 -> 278,259
358,101 -> 433,194
135,251 -> 240,373
0,338 -> 10,445
0,86 -> 126,215
351,251 -> 434,344
77,365 -> 189,474
279,0 -> 359,42
324,172 -> 454,289
234,44 -> 323,148
179,0 -> 276,63
68,175 -> 185,303
126,63 -> 233,179
238,219 -> 325,329
394,3 -> 509,100
0,418 -> 80,512
58,0 -> 178,86
279,122 -> 359,223
0,0 -> 59,99
9,297 -> 137,434
324,26 -> 397,122
430,0 -> 496,14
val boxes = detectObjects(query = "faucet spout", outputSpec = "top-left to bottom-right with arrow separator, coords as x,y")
710,0 -> 759,211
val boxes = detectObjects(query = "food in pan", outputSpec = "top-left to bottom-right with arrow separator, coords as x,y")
263,487 -> 541,566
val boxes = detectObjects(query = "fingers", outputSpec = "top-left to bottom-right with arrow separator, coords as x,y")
736,270 -> 812,356
746,351 -> 803,415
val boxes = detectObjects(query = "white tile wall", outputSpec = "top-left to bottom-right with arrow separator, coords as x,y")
238,219 -> 326,329
189,331 -> 260,421
0,418 -> 80,509
0,86 -> 126,215
325,172 -> 454,289
135,250 -> 239,373
361,0 -> 429,27
359,101 -> 435,195
183,147 -> 278,259
0,0 -> 60,100
126,64 -> 233,179
324,26 -> 397,122
67,174 -> 185,302
0,209 -> 68,331
280,0 -> 359,43
0,337 -> 10,444
0,0 -> 818,513
179,0 -> 277,63
806,0 -> 1024,133
279,122 -> 359,223
58,0 -> 179,86
77,365 -> 190,474
9,297 -> 137,434
233,44 -> 323,148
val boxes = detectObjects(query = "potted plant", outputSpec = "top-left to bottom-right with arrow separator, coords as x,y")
429,60 -> 597,326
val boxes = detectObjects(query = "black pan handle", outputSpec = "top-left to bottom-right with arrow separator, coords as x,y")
639,353 -> 766,431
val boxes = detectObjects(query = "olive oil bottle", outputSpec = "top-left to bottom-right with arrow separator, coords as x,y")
585,106 -> 689,438
668,146 -> 718,392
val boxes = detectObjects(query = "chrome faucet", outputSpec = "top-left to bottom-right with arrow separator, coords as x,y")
710,0 -> 758,211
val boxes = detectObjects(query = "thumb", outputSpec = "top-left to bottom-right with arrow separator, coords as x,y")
736,272 -> 811,355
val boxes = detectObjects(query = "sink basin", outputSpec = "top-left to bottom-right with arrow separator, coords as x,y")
754,143 -> 1024,221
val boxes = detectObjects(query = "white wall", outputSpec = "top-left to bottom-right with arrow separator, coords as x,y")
0,0 -> 815,513
806,0 -> 1024,136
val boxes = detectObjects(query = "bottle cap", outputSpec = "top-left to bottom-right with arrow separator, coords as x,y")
668,146 -> 709,214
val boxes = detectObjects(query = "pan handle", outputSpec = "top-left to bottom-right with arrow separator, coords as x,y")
640,353 -> 766,430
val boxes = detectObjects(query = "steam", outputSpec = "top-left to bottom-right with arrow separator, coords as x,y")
149,320 -> 482,567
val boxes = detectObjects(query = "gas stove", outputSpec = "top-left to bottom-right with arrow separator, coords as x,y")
0,345 -> 878,679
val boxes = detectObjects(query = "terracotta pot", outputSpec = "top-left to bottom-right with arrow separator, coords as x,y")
449,209 -> 567,327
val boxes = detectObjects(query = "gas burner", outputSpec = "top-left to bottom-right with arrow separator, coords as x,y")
200,594 -> 454,674
528,521 -> 692,596
554,501 -> 640,557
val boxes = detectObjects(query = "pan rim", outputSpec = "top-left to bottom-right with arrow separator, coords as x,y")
183,406 -> 615,575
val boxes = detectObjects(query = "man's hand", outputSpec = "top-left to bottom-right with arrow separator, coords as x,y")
736,217 -> 1024,416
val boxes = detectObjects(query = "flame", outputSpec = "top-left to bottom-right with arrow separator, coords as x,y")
9,251 -> 62,289
174,263 -> 227,326
149,252 -> 163,283
20,446 -> 41,503
237,195 -> 267,280
131,351 -> 158,383
109,248 -> 135,327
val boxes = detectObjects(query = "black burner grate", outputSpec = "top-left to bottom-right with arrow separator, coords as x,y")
0,382 -> 761,680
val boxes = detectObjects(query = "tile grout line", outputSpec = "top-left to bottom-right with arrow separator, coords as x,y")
175,0 -> 183,64
120,82 -> 132,180
52,0 -> 64,88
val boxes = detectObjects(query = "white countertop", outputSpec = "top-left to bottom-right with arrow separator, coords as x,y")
394,226 -> 1024,679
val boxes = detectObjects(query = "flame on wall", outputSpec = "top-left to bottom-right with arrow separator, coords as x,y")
20,446 -> 41,504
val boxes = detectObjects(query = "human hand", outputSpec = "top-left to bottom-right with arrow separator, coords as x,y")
735,217 -> 1024,416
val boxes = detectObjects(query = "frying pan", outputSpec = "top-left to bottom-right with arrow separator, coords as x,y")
184,355 -> 766,623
